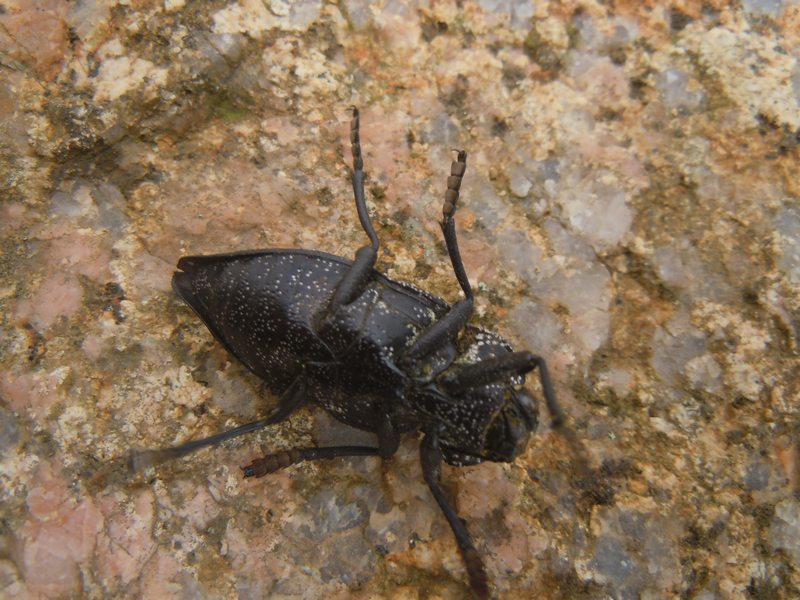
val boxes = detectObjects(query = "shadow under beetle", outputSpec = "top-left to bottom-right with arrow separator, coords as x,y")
132,107 -> 565,599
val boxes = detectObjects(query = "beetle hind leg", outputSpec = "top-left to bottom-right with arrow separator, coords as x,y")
130,377 -> 306,472
242,403 -> 398,476
329,107 -> 380,312
441,150 -> 473,301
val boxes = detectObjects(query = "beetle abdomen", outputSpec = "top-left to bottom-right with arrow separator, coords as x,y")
172,250 -> 344,391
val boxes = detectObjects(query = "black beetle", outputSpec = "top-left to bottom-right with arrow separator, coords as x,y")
132,108 -> 565,599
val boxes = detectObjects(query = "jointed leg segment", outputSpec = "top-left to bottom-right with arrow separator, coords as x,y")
441,150 -> 473,301
242,446 -> 380,478
330,107 -> 379,311
130,376 -> 306,472
404,150 -> 475,362
441,350 -> 564,427
421,432 -> 489,599
242,404 -> 398,476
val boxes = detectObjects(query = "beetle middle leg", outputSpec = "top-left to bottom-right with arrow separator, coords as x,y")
404,150 -> 474,362
329,107 -> 379,312
242,445 -> 381,477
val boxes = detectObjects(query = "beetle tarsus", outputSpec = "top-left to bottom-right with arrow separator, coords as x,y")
242,446 -> 381,478
462,545 -> 491,600
242,448 -> 302,478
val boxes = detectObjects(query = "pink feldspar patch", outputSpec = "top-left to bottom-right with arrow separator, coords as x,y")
18,462 -> 103,597
15,272 -> 83,330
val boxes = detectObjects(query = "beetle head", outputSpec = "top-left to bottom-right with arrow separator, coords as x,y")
434,384 -> 539,466
481,387 -> 538,462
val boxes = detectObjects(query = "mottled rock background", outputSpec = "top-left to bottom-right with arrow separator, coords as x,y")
1,1 -> 799,598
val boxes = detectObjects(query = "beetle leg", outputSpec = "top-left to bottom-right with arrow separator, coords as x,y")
402,151 -> 474,362
349,106 -> 379,250
420,431 -> 490,600
130,376 -> 307,472
243,405 -> 398,476
402,297 -> 472,362
378,410 -> 400,459
441,150 -> 473,301
441,351 -> 564,427
242,445 -> 380,478
329,107 -> 379,311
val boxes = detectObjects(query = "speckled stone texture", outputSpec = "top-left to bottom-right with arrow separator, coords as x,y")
1,1 -> 799,599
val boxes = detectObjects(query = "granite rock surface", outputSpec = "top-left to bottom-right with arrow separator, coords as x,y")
1,1 -> 799,598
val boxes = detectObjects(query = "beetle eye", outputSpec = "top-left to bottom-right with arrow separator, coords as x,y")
515,388 -> 538,430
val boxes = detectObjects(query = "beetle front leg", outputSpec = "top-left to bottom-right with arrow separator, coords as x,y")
441,351 -> 564,428
421,431 -> 490,600
329,107 -> 379,311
